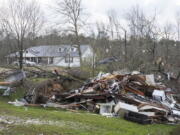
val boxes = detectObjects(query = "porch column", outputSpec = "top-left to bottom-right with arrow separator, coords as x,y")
36,57 -> 39,64
7,57 -> 9,64
48,57 -> 50,64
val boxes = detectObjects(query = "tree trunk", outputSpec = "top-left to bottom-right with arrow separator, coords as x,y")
19,40 -> 24,70
74,24 -> 82,67
77,44 -> 82,67
124,30 -> 127,62
152,40 -> 156,61
166,42 -> 169,63
178,23 -> 180,41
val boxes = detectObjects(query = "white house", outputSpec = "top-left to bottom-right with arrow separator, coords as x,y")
7,45 -> 94,67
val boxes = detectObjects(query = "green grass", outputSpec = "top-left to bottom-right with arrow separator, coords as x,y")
0,88 -> 178,135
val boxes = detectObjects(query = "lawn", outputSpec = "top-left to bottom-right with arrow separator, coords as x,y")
0,87 -> 178,135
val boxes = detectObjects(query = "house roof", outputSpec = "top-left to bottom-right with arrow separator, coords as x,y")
8,45 -> 91,57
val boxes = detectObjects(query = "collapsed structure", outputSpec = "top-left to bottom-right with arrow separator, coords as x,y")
2,68 -> 180,124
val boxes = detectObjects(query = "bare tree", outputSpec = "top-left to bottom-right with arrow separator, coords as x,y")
175,11 -> 180,41
126,5 -> 157,39
107,10 -> 128,61
126,5 -> 159,59
54,0 -> 85,67
0,0 -> 44,69
107,10 -> 116,40
96,21 -> 110,57
107,10 -> 123,40
162,22 -> 175,63
162,22 -> 174,39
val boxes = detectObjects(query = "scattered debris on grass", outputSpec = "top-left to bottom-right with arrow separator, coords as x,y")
7,70 -> 180,125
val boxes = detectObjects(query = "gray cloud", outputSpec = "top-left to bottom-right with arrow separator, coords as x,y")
1,0 -> 180,27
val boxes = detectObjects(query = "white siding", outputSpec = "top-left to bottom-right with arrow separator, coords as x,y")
23,52 -> 36,57
82,47 -> 94,67
22,45 -> 94,67
53,57 -> 80,67
82,47 -> 93,58
53,47 -> 93,67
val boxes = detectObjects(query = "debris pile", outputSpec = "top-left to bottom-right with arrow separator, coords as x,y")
25,79 -> 64,104
10,71 -> 180,124
24,70 -> 84,104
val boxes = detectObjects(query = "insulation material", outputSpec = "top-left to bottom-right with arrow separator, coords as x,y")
146,74 -> 156,86
114,102 -> 138,113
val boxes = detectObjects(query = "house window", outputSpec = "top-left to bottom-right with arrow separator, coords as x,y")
64,48 -> 67,52
71,47 -> 75,52
38,57 -> 42,63
31,57 -> 36,62
50,57 -> 54,64
59,48 -> 62,52
65,56 -> 73,63
26,58 -> 30,61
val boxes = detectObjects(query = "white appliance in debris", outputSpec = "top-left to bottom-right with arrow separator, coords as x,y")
152,90 -> 166,101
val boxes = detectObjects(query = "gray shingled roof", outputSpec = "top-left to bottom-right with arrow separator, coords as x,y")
8,45 -> 91,57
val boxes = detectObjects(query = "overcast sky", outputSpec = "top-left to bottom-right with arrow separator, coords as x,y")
37,0 -> 180,24
1,0 -> 180,23
1,0 -> 180,33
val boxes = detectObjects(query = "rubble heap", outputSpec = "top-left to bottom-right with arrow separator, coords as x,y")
10,71 -> 180,124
